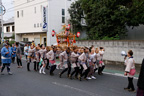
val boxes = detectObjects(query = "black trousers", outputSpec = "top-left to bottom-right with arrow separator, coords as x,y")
27,63 -> 30,71
98,65 -> 105,74
12,57 -> 15,63
17,58 -> 22,66
82,67 -> 90,78
1,63 -> 10,72
127,77 -> 135,90
25,55 -> 28,60
46,59 -> 49,69
71,67 -> 79,77
50,65 -> 56,74
60,67 -> 71,76
34,62 -> 37,71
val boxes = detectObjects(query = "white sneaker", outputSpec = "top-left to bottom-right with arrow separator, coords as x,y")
87,77 -> 92,80
91,76 -> 96,79
39,70 -> 42,74
42,72 -> 46,75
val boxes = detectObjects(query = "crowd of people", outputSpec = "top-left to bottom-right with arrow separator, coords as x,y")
25,43 -> 105,80
1,41 -> 144,95
0,41 -> 105,80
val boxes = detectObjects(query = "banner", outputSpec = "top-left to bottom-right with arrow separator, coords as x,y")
42,6 -> 48,31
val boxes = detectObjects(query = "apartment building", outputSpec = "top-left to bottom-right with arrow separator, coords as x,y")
14,0 -> 76,46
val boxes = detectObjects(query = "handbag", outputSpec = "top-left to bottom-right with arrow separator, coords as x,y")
129,69 -> 136,76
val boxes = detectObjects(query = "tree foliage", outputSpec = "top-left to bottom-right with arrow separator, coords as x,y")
68,0 -> 144,40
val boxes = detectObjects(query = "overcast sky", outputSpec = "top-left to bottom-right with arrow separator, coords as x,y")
3,0 -> 14,21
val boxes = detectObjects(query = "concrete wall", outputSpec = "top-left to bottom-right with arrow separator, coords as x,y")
75,40 -> 144,64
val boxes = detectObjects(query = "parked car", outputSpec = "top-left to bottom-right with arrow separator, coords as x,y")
19,41 -> 32,55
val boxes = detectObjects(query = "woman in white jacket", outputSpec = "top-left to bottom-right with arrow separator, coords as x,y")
124,50 -> 136,92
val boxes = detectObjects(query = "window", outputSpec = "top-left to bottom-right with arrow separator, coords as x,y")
62,9 -> 65,15
6,26 -> 10,32
37,23 -> 39,27
34,24 -> 36,28
40,23 -> 42,27
34,7 -> 36,13
62,9 -> 65,23
23,38 -> 28,41
62,17 -> 65,23
12,26 -> 15,32
21,10 -> 23,17
17,11 -> 19,18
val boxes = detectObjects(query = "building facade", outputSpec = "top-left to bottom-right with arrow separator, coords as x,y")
3,18 -> 15,41
14,0 -> 76,46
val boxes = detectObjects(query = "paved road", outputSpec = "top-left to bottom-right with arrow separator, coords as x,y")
0,60 -> 137,96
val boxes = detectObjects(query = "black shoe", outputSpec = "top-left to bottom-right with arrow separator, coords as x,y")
50,73 -> 54,76
124,88 -> 130,90
78,75 -> 82,81
59,73 -> 62,78
1,72 -> 4,75
129,89 -> 136,93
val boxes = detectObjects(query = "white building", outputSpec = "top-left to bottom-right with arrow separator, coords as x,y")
14,0 -> 76,46
3,18 -> 15,41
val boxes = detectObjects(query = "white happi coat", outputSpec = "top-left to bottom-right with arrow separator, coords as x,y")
71,52 -> 79,68
28,48 -> 36,63
78,52 -> 87,70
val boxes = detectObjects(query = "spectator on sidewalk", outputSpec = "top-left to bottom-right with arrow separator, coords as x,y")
136,59 -> 144,96
16,42 -> 23,68
11,44 -> 16,64
1,43 -> 12,75
124,50 -> 136,92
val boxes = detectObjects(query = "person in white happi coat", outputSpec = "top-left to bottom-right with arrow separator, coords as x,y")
78,47 -> 90,81
27,45 -> 37,71
35,45 -> 41,71
46,46 -> 57,76
124,50 -> 136,92
39,45 -> 47,74
69,47 -> 80,79
98,47 -> 105,75
87,48 -> 96,80
59,47 -> 71,78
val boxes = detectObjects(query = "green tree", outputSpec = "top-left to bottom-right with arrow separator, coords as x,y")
68,0 -> 84,34
68,0 -> 144,40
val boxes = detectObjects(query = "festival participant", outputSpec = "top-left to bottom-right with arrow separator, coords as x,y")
87,47 -> 96,80
59,47 -> 71,78
78,47 -> 89,81
1,43 -> 12,75
46,46 -> 57,76
11,44 -> 16,64
24,44 -> 29,62
35,45 -> 41,71
57,47 -> 64,69
69,47 -> 80,79
98,47 -> 105,75
15,42 -> 23,68
39,45 -> 47,74
124,50 -> 136,92
27,45 -> 37,71
93,48 -> 99,72
95,48 -> 102,75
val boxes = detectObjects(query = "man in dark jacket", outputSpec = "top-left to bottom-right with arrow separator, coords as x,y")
137,59 -> 144,96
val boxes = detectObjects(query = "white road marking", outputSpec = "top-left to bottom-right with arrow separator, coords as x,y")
52,82 -> 101,96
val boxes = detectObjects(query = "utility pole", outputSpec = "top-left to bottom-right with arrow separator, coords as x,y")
0,0 -> 5,43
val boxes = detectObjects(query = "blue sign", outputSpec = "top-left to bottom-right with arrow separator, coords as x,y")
42,6 -> 48,31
